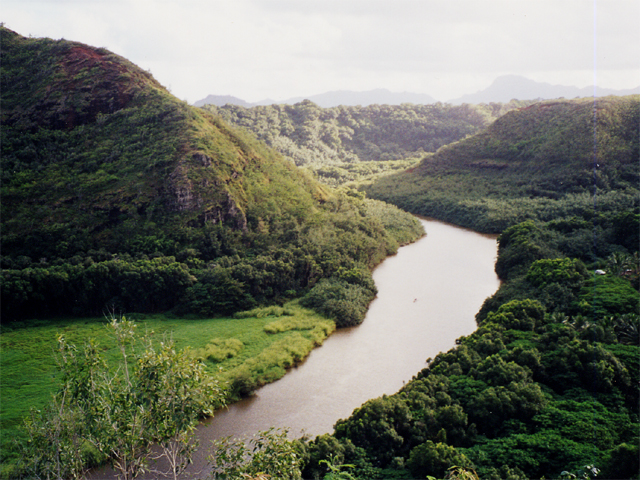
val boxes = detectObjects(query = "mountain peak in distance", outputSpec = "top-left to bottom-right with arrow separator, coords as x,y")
447,75 -> 640,104
193,94 -> 254,108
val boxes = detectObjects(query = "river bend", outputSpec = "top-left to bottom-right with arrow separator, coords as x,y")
195,218 -> 500,448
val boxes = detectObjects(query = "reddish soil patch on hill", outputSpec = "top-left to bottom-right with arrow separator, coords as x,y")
50,45 -> 142,128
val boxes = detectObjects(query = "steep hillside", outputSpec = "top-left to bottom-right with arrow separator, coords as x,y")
0,27 -> 423,319
1,26 -> 294,256
365,96 -> 640,232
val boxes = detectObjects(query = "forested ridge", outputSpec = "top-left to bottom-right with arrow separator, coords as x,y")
201,99 -> 534,186
0,27 -> 427,478
297,96 -> 639,479
0,26 -> 423,322
364,96 -> 639,233
1,26 -> 639,480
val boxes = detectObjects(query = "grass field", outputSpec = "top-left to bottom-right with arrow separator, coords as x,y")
0,302 -> 334,463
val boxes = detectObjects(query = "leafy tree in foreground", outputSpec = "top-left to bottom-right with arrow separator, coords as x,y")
20,316 -> 223,480
207,428 -> 303,480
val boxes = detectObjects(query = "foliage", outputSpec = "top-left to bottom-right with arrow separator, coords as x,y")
191,338 -> 244,363
364,96 -> 640,234
406,441 -> 472,479
0,26 -> 424,322
17,316 -> 223,479
527,258 -> 588,287
0,301 -> 336,469
300,277 -> 376,328
305,97 -> 639,479
318,457 -> 358,480
3,26 -> 639,480
480,299 -> 546,331
201,99 -> 534,187
579,275 -> 640,317
207,428 -> 303,480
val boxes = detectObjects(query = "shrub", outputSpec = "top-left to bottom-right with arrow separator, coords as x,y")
481,299 -> 546,331
407,441 -> 472,479
300,278 -> 375,327
193,338 -> 244,363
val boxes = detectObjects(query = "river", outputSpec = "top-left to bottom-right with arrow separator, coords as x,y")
189,217 -> 500,470
92,217 -> 500,478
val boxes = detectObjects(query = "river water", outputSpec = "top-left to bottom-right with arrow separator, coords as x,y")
92,218 -> 500,478
189,217 -> 500,469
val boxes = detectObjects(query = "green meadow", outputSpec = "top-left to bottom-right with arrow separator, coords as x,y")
0,302 -> 334,462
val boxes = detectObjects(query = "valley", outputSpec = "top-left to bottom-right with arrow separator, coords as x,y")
1,25 -> 638,480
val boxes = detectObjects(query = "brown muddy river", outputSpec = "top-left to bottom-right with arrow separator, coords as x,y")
93,217 -> 500,478
189,217 -> 500,469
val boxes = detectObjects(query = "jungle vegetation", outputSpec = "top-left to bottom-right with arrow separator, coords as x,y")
0,26 -> 423,324
297,96 -> 639,479
0,27 -> 422,477
363,95 -> 640,234
201,99 -> 535,186
1,26 -> 638,480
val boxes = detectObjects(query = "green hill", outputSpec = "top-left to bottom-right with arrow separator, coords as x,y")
2,28 -> 638,480
364,96 -> 640,232
301,96 -> 639,480
0,27 -> 423,320
201,99 -> 534,186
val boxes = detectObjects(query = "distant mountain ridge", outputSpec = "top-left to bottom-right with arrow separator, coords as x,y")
448,75 -> 640,105
195,76 -> 640,108
195,88 -> 435,108
280,89 -> 437,107
193,94 -> 254,108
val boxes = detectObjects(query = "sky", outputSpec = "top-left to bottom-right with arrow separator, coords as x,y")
3,0 -> 640,104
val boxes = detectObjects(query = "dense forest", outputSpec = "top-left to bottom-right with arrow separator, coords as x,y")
1,26 -> 639,480
364,96 -> 639,233
297,96 -> 639,479
201,100 -> 534,186
0,26 -> 423,324
0,28 -> 422,477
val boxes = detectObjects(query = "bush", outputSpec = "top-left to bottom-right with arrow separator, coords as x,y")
300,278 -> 375,327
527,258 -> 588,287
578,275 -> 640,317
481,299 -> 546,331
192,338 -> 244,363
407,441 -> 472,479
234,305 -> 293,319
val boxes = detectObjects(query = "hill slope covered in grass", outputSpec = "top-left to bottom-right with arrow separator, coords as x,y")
364,96 -> 639,233
0,26 -> 423,320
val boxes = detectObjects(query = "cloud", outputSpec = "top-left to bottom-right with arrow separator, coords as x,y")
3,0 -> 639,102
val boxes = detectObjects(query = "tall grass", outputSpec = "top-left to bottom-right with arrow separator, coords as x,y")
0,302 -> 334,464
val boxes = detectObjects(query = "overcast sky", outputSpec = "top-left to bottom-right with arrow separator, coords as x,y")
3,0 -> 639,103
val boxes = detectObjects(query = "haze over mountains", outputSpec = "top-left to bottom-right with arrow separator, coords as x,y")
194,75 -> 640,108
448,75 -> 640,105
194,89 -> 437,108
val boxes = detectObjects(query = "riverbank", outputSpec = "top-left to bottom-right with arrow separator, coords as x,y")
180,218 -> 501,473
81,217 -> 500,479
0,302 -> 334,476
